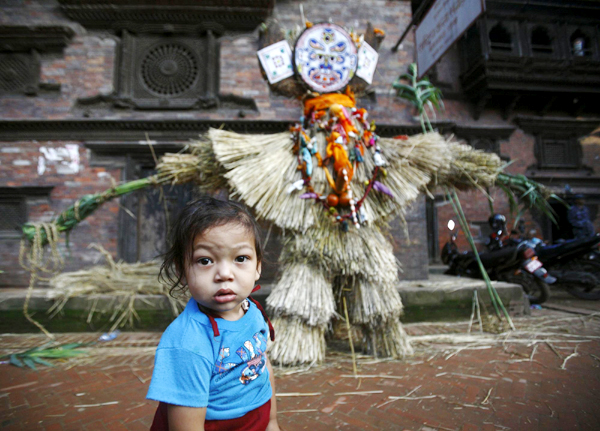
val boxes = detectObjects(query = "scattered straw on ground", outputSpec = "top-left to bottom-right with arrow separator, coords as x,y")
46,244 -> 187,332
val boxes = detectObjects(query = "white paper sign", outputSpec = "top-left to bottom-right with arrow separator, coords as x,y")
257,40 -> 294,84
356,41 -> 378,84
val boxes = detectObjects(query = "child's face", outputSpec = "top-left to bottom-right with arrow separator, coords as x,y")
185,222 -> 261,321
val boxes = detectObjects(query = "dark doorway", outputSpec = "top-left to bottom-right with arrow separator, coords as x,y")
426,196 -> 439,263
119,163 -> 196,263
549,200 -> 573,242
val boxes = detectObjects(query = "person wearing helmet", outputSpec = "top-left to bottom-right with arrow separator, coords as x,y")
485,214 -> 507,251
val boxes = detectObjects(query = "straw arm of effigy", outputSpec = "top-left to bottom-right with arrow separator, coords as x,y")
21,152 -> 205,247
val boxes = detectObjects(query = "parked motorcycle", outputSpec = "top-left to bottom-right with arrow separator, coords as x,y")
522,232 -> 600,300
441,221 -> 555,304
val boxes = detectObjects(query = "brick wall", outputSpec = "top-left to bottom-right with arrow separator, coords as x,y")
1,0 -> 599,286
0,140 -> 121,287
0,1 -> 430,286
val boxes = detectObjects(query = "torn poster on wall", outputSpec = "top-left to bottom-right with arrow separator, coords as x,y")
38,144 -> 80,175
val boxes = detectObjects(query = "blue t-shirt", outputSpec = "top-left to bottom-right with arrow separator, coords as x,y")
146,298 -> 272,420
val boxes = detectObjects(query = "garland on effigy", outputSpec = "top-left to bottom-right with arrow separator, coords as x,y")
21,19 -> 556,364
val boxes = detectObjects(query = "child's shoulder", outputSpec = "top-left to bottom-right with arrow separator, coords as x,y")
158,299 -> 214,352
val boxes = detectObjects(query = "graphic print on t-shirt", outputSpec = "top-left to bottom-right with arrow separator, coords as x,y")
214,331 -> 268,384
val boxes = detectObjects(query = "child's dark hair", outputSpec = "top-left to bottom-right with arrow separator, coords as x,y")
160,195 -> 262,296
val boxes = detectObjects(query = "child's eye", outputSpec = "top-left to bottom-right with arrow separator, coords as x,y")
235,256 -> 250,263
197,258 -> 212,266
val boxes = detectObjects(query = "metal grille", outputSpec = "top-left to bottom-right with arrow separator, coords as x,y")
0,54 -> 31,93
0,200 -> 26,235
542,140 -> 570,167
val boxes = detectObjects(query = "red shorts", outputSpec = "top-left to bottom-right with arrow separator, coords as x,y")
150,399 -> 271,431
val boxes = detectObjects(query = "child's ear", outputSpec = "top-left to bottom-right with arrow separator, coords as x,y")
255,262 -> 262,281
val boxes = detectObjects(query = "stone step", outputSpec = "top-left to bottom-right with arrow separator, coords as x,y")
428,264 -> 449,275
0,275 -> 528,333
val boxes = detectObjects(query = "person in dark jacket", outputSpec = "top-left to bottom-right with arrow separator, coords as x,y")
568,194 -> 595,239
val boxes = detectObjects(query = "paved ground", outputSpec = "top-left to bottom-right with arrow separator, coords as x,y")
1,291 -> 599,431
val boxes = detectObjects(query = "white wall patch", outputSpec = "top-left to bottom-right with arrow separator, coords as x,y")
39,144 -> 81,175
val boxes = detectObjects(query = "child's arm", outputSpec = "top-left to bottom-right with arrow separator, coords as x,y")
266,356 -> 281,431
168,405 -> 206,431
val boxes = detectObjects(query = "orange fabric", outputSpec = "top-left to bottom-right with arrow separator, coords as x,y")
345,86 -> 356,104
326,132 -> 340,159
303,88 -> 359,197
314,110 -> 327,120
315,152 -> 323,167
332,146 -> 352,181
323,165 -> 337,192
355,108 -> 368,121
304,92 -> 356,115
324,133 -> 353,193
329,104 -> 358,136
363,130 -> 372,143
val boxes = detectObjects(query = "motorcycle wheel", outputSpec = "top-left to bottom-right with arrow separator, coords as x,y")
566,280 -> 600,300
500,272 -> 550,305
559,260 -> 600,300
562,258 -> 600,274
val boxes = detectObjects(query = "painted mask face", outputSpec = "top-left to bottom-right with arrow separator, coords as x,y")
295,23 -> 357,93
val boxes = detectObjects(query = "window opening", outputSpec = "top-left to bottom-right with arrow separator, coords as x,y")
570,30 -> 592,57
489,23 -> 512,52
531,26 -> 553,55
0,198 -> 26,238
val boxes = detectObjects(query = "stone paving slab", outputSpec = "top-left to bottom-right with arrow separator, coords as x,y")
1,307 -> 599,431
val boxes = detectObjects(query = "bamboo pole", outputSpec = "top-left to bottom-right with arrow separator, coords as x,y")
446,188 -> 515,330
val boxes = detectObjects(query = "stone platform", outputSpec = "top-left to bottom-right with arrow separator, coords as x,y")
0,274 -> 528,333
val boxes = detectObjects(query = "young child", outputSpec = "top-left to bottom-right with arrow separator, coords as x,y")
147,196 -> 280,431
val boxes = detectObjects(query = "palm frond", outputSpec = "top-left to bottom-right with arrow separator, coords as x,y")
495,172 -> 560,224
2,342 -> 90,369
393,63 -> 444,133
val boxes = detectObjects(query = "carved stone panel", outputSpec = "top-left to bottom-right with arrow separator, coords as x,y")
115,31 -> 219,109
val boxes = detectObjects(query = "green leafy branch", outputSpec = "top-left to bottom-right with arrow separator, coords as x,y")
496,172 -> 564,225
392,63 -> 444,134
2,342 -> 89,370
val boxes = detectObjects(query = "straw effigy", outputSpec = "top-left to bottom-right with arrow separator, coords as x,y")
34,120 -> 509,364
32,121 -> 527,364
192,100 -> 505,365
